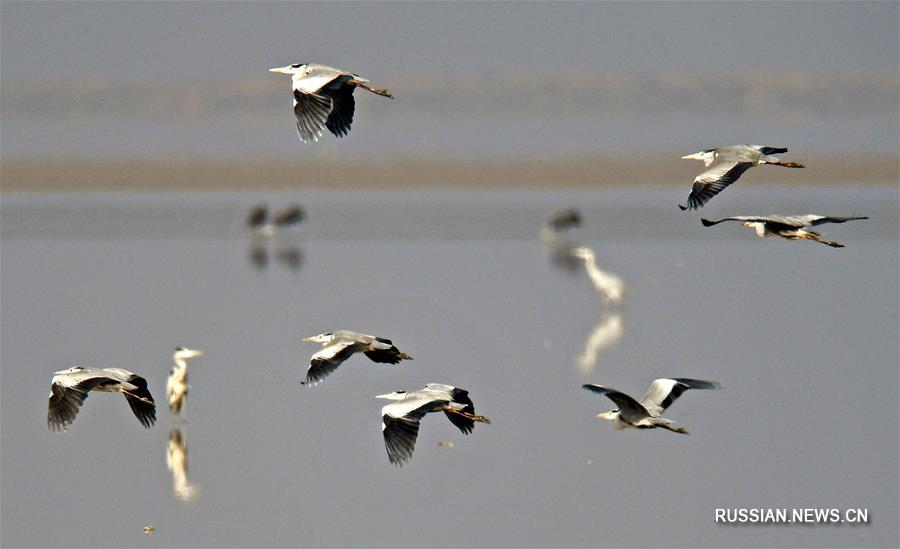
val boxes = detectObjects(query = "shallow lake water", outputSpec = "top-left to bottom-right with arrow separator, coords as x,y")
2,186 -> 897,547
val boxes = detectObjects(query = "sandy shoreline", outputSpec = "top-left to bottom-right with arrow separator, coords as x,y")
2,153 -> 897,192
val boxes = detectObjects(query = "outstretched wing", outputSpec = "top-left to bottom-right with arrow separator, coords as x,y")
47,379 -> 99,432
803,215 -> 869,227
123,374 -> 156,428
444,387 -> 476,435
304,340 -> 359,384
324,84 -> 356,138
680,161 -> 754,210
293,90 -> 333,143
639,378 -> 722,417
382,414 -> 421,466
582,384 -> 649,421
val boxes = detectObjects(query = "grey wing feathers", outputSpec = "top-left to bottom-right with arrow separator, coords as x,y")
582,384 -> 647,416
293,90 -> 332,143
681,162 -> 754,210
640,378 -> 722,416
47,381 -> 94,432
805,215 -> 869,226
304,341 -> 359,384
123,374 -> 156,428
382,415 -> 421,466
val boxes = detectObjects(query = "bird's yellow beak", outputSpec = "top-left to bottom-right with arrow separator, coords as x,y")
269,66 -> 294,75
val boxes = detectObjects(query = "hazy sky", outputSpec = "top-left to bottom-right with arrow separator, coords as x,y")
2,1 -> 898,79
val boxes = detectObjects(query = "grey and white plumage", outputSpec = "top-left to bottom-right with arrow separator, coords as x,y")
679,145 -> 804,210
700,215 -> 868,248
569,246 -> 627,306
48,366 -> 156,431
376,383 -> 491,466
301,330 -> 412,385
167,347 -> 204,417
583,378 -> 722,434
270,62 -> 393,144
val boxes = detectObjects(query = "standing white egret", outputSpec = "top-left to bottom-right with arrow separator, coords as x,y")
47,366 -> 156,431
583,378 -> 722,434
270,62 -> 393,143
679,145 -> 804,210
301,330 -> 412,385
376,383 -> 491,466
701,215 -> 867,248
569,247 -> 627,306
167,347 -> 204,417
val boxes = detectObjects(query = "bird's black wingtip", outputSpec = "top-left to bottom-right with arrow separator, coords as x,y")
678,204 -> 688,211
700,218 -> 715,227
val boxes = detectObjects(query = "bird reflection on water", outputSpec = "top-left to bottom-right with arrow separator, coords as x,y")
575,312 -> 626,373
167,427 -> 200,502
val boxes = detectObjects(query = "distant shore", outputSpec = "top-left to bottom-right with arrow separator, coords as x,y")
1,153 -> 896,192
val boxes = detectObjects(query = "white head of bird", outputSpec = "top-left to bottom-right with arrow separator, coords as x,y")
596,409 -> 619,421
375,390 -> 408,401
302,332 -> 334,344
681,149 -> 716,162
269,62 -> 308,76
174,347 -> 204,361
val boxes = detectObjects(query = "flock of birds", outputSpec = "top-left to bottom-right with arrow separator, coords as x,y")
47,61 -> 871,475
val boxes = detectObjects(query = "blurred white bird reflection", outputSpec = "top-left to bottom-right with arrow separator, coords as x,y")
167,427 -> 200,502
569,246 -> 627,307
575,312 -> 626,373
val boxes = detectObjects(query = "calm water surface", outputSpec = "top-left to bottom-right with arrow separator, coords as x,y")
2,187 -> 897,547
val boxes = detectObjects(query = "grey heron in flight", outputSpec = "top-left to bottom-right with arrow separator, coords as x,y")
583,378 -> 722,434
376,383 -> 491,466
167,347 -> 204,417
270,62 -> 393,143
701,215 -> 868,248
301,330 -> 413,385
678,145 -> 804,210
47,366 -> 156,431
569,246 -> 627,306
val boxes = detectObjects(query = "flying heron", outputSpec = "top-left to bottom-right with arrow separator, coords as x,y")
678,145 -> 804,210
301,330 -> 413,385
167,347 -> 204,417
47,366 -> 156,431
269,62 -> 393,144
700,215 -> 868,248
583,378 -> 722,434
376,383 -> 491,466
569,246 -> 627,306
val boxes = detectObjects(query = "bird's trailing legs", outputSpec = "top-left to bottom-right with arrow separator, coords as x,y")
441,407 -> 492,425
350,80 -> 394,99
121,389 -> 155,405
803,234 -> 845,248
771,161 -> 805,168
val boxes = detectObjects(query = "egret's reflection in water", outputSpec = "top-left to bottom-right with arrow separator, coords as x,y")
167,427 -> 200,502
575,312 -> 626,373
